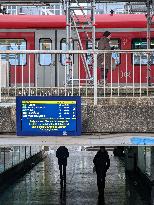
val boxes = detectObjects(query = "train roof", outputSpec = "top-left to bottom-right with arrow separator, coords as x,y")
0,14 -> 151,29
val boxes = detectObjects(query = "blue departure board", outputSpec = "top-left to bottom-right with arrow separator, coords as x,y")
16,96 -> 81,136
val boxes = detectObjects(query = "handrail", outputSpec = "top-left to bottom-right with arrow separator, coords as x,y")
0,49 -> 154,54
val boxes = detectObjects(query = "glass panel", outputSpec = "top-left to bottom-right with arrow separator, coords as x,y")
110,39 -> 120,65
60,39 -> 73,65
132,38 -> 154,65
12,10 -> 17,15
86,39 -> 98,65
55,5 -> 60,9
137,147 -> 146,173
0,39 -> 26,65
39,38 -> 52,66
145,147 -> 151,177
60,39 -> 67,65
55,10 -> 60,15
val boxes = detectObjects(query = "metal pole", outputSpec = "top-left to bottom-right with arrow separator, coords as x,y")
146,0 -> 151,86
66,0 -> 71,84
30,146 -> 32,156
92,0 -> 96,55
0,55 -> 1,103
4,147 -> 5,171
92,0 -> 97,105
12,149 -> 14,166
25,146 -> 26,159
94,53 -> 97,105
19,146 -> 20,162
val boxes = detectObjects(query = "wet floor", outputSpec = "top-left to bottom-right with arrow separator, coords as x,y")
0,147 -> 42,173
0,147 -> 151,205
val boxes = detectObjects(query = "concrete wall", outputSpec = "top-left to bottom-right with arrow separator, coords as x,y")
1,98 -> 154,133
83,98 -> 154,133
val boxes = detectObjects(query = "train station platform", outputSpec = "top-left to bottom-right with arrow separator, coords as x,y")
0,133 -> 154,146
0,147 -> 152,205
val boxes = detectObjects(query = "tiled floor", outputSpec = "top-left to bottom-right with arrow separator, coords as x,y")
0,147 -> 151,205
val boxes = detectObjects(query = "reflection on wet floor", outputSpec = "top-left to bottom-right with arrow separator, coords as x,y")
0,147 -> 151,205
0,146 -> 43,173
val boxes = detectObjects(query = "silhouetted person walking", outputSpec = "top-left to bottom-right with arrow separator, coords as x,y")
97,31 -> 113,85
56,146 -> 69,187
93,146 -> 110,203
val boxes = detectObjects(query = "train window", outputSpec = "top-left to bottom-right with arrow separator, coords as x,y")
0,39 -> 26,65
60,39 -> 74,66
132,38 -> 154,65
86,38 -> 121,65
39,38 -> 52,66
86,39 -> 99,65
110,39 -> 121,65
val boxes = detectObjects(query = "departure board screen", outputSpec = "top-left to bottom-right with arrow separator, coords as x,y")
16,96 -> 81,136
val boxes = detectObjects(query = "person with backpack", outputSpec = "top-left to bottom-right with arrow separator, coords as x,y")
56,146 -> 69,187
93,146 -> 110,202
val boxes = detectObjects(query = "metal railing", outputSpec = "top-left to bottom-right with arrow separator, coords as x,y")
0,49 -> 154,105
0,146 -> 43,173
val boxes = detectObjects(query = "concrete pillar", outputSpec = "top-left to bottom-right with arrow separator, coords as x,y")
137,147 -> 146,173
125,147 -> 137,172
151,147 -> 154,181
150,147 -> 154,204
151,186 -> 154,205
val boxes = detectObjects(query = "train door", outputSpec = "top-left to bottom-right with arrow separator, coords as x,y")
35,30 -> 55,87
57,30 -> 78,86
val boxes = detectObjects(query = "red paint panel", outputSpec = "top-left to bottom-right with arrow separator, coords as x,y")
80,31 -> 154,83
0,14 -> 152,29
0,32 -> 35,85
0,15 -> 66,29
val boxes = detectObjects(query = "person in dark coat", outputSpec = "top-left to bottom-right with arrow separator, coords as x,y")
97,31 -> 112,84
93,146 -> 110,201
56,146 -> 69,186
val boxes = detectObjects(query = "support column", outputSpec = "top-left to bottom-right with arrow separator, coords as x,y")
125,147 -> 137,172
151,147 -> 154,204
91,0 -> 97,105
146,0 -> 152,86
66,0 -> 71,84
150,146 -> 154,181
149,147 -> 154,204
151,186 -> 154,205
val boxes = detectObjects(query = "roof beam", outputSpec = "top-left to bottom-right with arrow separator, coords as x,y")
0,0 -> 149,4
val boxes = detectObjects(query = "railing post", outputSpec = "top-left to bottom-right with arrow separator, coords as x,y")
25,146 -> 26,159
4,147 -> 5,171
0,57 -> 1,103
12,149 -> 14,166
30,146 -> 32,156
93,53 -> 97,105
19,146 -> 20,162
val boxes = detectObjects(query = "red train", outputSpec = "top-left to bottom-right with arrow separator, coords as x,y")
0,14 -> 153,87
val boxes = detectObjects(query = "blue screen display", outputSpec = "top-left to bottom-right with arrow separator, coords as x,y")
16,96 -> 81,136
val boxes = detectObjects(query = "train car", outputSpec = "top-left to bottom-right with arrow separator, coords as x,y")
0,14 -> 153,87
